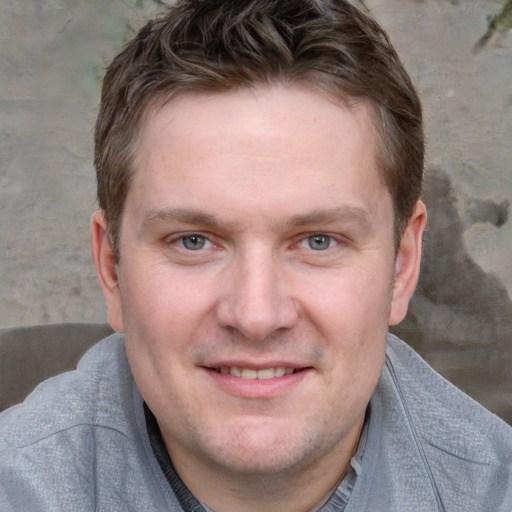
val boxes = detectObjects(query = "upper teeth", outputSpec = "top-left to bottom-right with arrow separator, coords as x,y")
218,366 -> 295,380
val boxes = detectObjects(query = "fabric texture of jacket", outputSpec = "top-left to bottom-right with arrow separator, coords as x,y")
0,333 -> 511,511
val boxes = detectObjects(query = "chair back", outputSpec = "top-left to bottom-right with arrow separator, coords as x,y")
0,323 -> 113,411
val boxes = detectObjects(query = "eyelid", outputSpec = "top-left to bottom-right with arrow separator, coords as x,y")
163,231 -> 347,251
295,232 -> 344,250
164,231 -> 216,249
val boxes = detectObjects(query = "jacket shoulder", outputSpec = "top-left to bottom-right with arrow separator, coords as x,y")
386,334 -> 512,459
385,334 -> 512,510
0,333 -> 133,449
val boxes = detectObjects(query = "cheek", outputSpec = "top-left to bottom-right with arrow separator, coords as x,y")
302,266 -> 393,332
120,266 -> 210,328
303,269 -> 390,387
118,267 -> 222,394
119,273 -> 203,410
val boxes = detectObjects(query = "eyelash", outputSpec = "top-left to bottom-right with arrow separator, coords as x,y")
165,233 -> 216,251
297,234 -> 339,251
165,232 -> 344,253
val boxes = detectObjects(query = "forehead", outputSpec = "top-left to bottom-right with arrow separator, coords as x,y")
141,84 -> 379,155
128,84 -> 389,227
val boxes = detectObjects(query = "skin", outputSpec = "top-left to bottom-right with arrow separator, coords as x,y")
92,83 -> 426,512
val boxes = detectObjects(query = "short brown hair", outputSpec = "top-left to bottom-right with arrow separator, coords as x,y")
95,0 -> 423,259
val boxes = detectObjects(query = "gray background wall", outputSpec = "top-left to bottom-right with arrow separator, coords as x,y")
1,0 -> 511,419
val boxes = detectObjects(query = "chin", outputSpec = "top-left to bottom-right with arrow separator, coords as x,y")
199,418 -> 341,476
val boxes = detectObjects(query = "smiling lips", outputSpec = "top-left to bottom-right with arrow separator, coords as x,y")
215,366 -> 297,380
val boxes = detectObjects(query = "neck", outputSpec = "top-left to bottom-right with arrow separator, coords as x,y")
163,416 -> 365,512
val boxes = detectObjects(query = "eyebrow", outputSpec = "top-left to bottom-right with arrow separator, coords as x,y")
142,206 -> 371,231
285,207 -> 371,229
142,208 -> 224,229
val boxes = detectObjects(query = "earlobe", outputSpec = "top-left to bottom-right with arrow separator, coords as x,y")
91,210 -> 124,332
388,200 -> 427,326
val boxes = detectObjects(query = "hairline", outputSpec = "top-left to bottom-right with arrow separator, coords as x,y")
109,79 -> 406,261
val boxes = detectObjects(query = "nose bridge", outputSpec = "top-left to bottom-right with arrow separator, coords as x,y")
217,243 -> 298,340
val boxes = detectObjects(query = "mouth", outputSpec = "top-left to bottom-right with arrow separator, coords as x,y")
202,364 -> 312,398
213,366 -> 299,380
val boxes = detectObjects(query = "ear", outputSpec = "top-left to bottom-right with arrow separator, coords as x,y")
388,200 -> 427,326
91,210 -> 124,332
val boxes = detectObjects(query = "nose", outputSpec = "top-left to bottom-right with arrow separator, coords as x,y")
215,249 -> 299,341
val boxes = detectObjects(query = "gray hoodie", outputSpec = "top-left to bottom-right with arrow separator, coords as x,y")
0,333 -> 511,511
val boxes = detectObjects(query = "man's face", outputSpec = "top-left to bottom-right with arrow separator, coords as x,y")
93,84 -> 424,482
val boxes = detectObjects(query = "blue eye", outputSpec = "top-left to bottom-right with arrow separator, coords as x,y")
182,235 -> 210,250
307,235 -> 334,250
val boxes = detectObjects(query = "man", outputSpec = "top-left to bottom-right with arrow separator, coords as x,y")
1,0 -> 511,510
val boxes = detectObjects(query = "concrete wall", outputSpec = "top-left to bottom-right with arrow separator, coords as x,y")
1,0 -> 512,419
